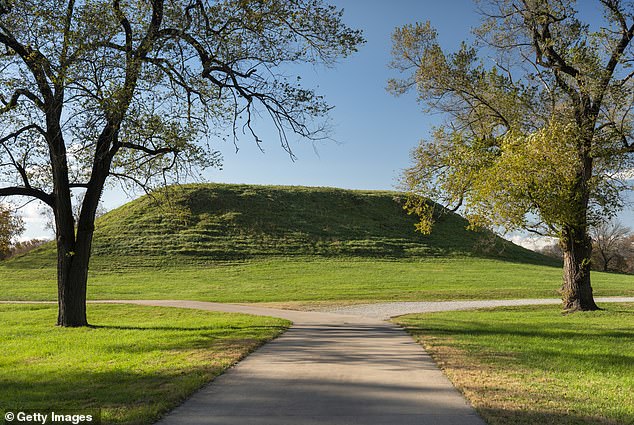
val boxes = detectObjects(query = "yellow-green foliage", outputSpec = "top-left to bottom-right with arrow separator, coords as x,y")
468,122 -> 580,230
391,2 -> 634,239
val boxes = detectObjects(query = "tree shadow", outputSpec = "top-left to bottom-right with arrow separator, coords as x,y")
478,407 -> 631,425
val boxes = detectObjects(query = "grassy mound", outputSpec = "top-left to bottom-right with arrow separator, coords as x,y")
5,184 -> 632,305
15,183 -> 550,268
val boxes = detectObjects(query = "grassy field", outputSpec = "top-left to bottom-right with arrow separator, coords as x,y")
4,183 -> 612,305
1,257 -> 633,303
0,303 -> 289,424
6,183 -> 631,305
395,304 -> 634,425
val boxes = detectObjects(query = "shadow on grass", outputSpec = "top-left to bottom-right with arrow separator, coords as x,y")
479,407 -> 632,425
2,333 -> 284,424
81,325 -> 289,355
2,366 -> 223,424
90,324 -> 287,332
398,307 -> 634,425
406,323 -> 634,340
404,319 -> 634,371
5,314 -> 630,425
5,367 -> 627,425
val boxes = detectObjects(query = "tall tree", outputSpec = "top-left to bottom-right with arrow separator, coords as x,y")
0,0 -> 363,326
389,0 -> 634,312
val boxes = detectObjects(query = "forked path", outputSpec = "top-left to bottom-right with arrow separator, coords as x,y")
105,298 -> 634,425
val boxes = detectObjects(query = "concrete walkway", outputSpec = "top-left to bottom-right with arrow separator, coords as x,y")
109,300 -> 487,425
326,296 -> 634,319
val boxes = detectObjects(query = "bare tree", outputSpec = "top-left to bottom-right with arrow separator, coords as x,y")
537,243 -> 563,261
8,238 -> 48,259
591,220 -> 632,272
0,1 -> 363,326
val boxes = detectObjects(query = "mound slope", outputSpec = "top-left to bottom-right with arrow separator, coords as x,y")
21,184 -> 550,266
92,184 -> 545,262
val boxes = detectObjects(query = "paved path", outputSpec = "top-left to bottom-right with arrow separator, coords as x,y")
8,297 -> 634,424
326,296 -> 634,319
101,297 -> 634,424
107,300 -> 486,425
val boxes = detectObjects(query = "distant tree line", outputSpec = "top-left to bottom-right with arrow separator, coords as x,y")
4,238 -> 49,260
0,203 -> 24,258
537,220 -> 634,274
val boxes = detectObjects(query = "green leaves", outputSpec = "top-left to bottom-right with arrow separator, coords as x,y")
468,122 -> 580,231
392,0 -> 634,240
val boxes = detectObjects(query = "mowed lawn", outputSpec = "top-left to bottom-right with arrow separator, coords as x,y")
395,304 -> 634,425
0,304 -> 289,424
1,257 -> 633,303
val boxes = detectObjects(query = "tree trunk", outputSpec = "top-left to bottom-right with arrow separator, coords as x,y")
56,146 -> 111,327
55,217 -> 88,327
55,184 -> 106,327
560,226 -> 600,312
601,251 -> 613,272
56,216 -> 99,327
56,246 -> 89,327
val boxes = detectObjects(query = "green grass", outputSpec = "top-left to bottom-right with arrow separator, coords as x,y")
395,304 -> 634,425
1,257 -> 633,303
2,183 -> 601,305
0,303 -> 289,424
12,183 -> 550,267
5,183 -> 633,425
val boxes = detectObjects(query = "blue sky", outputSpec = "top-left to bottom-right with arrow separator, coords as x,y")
201,0 -> 478,191
21,0 -> 634,243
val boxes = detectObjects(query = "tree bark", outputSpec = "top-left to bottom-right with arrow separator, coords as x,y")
55,181 -> 108,326
55,126 -> 113,327
602,257 -> 609,272
46,114 -> 91,327
56,239 -> 89,327
560,226 -> 600,312
55,198 -> 90,327
55,204 -> 100,327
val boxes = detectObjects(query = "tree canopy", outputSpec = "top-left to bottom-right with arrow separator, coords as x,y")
0,0 -> 363,326
390,0 -> 634,311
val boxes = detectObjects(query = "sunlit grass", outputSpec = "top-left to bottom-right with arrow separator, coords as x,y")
8,183 -> 554,270
0,304 -> 289,424
395,304 -> 634,425
1,257 -> 633,303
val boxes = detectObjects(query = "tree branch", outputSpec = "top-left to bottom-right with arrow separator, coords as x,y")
0,28 -> 55,104
0,186 -> 54,206
0,88 -> 45,112
0,123 -> 46,144
119,142 -> 176,156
